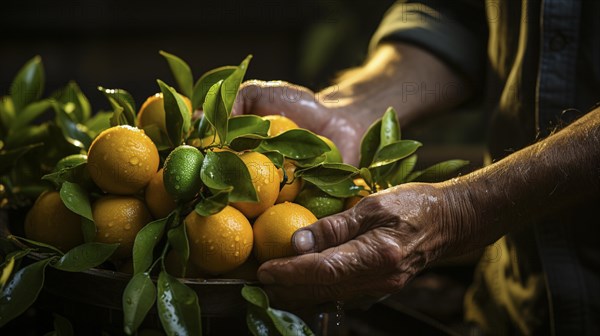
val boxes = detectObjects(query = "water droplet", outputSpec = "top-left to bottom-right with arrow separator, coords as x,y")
175,176 -> 181,181
269,211 -> 275,216
229,244 -> 234,248
104,233 -> 110,238
117,147 -> 124,153
126,298 -> 132,305
129,157 -> 139,165
124,224 -> 131,230
175,185 -> 180,190
209,246 -> 214,250
108,222 -> 114,228
234,251 -> 240,257
234,236 -> 240,242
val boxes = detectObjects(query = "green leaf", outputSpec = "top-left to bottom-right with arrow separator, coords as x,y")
408,159 -> 470,183
195,188 -> 232,217
369,140 -> 422,169
292,155 -> 327,169
379,107 -> 400,149
359,167 -> 373,187
123,272 -> 157,335
261,151 -> 284,169
160,51 -> 194,98
133,217 -> 168,274
158,80 -> 192,146
53,81 -> 92,123
247,304 -> 279,336
52,313 -> 74,336
389,154 -> 418,185
60,181 -> 93,221
202,80 -> 228,147
52,242 -> 118,272
42,162 -> 89,187
109,105 -> 128,127
267,308 -> 315,336
226,115 -> 270,143
311,177 -> 362,198
200,151 -> 258,202
4,123 -> 48,149
10,56 -> 45,112
359,119 -> 381,168
241,285 -> 270,309
221,55 -> 252,116
98,87 -> 136,126
0,258 -> 52,327
167,221 -> 189,274
157,271 -> 202,336
81,218 -> 96,243
192,66 -> 236,112
298,163 -> 358,186
85,111 -> 112,137
0,143 -> 43,175
54,104 -> 93,150
142,124 -> 171,151
261,129 -> 330,160
12,99 -> 53,130
0,96 -> 16,130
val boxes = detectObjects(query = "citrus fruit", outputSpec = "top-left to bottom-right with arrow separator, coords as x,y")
263,115 -> 299,136
136,92 -> 192,134
230,151 -> 279,218
144,168 -> 176,219
185,205 -> 253,275
92,195 -> 152,259
87,125 -> 160,195
345,178 -> 371,209
54,154 -> 87,172
162,145 -> 204,202
164,249 -> 204,278
24,191 -> 84,252
295,186 -> 344,219
253,202 -> 317,263
318,135 -> 343,163
276,160 -> 302,203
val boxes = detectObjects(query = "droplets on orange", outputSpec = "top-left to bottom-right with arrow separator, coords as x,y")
87,125 -> 159,195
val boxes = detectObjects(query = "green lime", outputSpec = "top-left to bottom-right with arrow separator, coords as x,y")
295,186 -> 345,219
54,154 -> 88,172
163,145 -> 204,201
318,135 -> 343,163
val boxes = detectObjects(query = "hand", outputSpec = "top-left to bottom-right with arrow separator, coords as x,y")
256,182 -> 475,308
232,80 -> 365,166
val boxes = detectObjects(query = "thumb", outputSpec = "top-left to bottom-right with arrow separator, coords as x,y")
291,208 -> 363,254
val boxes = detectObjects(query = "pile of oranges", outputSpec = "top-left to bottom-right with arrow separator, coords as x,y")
24,93 -> 358,279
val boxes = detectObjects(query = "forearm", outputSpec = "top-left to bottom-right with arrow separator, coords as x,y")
441,108 -> 600,251
320,42 -> 472,134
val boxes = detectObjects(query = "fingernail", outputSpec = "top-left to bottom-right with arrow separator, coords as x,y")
258,270 -> 275,284
293,230 -> 315,253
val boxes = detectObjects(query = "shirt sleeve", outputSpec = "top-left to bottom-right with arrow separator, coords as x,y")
369,0 -> 488,87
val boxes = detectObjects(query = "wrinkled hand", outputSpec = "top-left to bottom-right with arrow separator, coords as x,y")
256,182 -> 473,308
232,80 -> 364,166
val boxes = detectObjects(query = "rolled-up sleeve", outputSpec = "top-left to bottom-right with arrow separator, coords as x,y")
370,0 -> 488,87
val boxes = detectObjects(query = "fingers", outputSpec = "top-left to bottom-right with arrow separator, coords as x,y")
291,208 -> 363,254
231,80 -> 331,132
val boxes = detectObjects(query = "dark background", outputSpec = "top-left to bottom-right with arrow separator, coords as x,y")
1,1 -> 483,335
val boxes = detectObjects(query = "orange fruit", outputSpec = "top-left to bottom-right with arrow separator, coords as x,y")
185,206 -> 253,275
253,202 -> 317,263
92,195 -> 152,260
263,115 -> 299,136
144,168 -> 176,219
87,125 -> 160,195
345,178 -> 371,209
137,93 -> 192,134
276,160 -> 302,203
24,191 -> 84,252
230,151 -> 279,218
